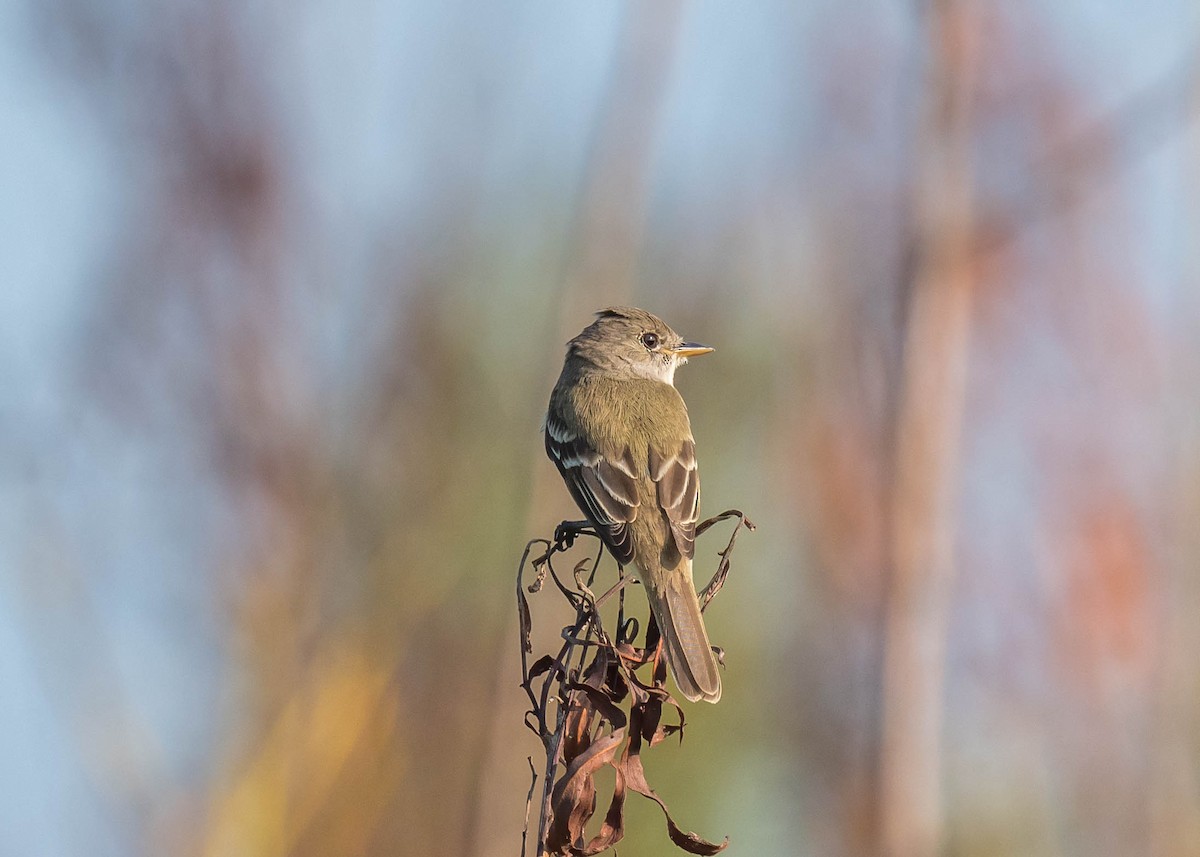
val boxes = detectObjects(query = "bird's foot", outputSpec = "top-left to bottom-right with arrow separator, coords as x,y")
552,519 -> 592,551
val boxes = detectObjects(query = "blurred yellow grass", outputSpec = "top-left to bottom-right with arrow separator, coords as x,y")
204,642 -> 401,857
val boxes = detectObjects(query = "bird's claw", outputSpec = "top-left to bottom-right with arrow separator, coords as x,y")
553,520 -> 590,551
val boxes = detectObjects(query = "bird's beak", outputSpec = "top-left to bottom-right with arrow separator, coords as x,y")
670,342 -> 715,358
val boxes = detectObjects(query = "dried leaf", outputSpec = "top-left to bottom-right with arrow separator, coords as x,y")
546,729 -> 627,855
518,583 -> 533,654
618,720 -> 727,855
641,688 -> 686,747
568,682 -> 628,731
697,509 -> 755,611
562,698 -> 597,766
576,765 -> 627,855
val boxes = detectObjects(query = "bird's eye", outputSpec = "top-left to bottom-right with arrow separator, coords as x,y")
640,332 -> 659,350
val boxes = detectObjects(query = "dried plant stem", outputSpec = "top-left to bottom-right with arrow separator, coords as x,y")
517,510 -> 752,856
536,709 -> 566,856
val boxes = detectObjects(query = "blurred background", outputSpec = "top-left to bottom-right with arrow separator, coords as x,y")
4,0 -> 1200,855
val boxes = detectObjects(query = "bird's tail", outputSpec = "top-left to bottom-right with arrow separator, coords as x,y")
645,561 -> 721,703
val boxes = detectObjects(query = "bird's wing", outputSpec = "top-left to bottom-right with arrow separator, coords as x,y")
648,439 -> 700,561
544,411 -> 640,564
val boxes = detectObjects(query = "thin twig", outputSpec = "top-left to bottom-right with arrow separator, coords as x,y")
521,756 -> 537,857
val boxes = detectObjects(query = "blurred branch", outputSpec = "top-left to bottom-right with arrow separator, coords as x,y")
880,1 -> 980,856
980,40 -> 1200,255
516,511 -> 752,856
1148,50 -> 1200,857
556,0 -> 685,316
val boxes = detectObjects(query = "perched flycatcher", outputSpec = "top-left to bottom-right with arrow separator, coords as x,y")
545,307 -> 721,703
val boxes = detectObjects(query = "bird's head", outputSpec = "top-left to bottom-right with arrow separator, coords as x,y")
568,306 -> 713,385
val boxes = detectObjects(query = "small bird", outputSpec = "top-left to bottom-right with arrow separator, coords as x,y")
544,307 -> 721,703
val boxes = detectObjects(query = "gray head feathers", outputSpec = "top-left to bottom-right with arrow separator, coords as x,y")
567,307 -> 688,384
